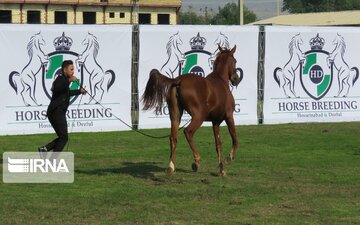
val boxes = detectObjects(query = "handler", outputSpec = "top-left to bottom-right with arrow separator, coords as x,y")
39,60 -> 86,158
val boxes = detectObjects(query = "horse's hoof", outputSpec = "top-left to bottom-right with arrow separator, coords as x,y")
165,167 -> 174,176
220,170 -> 226,176
192,162 -> 199,172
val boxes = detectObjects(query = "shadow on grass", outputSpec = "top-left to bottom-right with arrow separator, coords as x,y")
75,162 -> 191,181
75,162 -> 162,179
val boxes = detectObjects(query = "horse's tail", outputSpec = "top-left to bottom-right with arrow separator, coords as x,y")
351,67 -> 359,86
142,69 -> 178,111
274,67 -> 282,86
9,71 -> 20,94
105,70 -> 116,91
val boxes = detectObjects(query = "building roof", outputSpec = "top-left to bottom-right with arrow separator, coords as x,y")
251,10 -> 360,26
0,0 -> 182,8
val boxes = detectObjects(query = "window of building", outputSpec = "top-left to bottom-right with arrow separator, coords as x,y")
100,0 -> 108,2
27,10 -> 41,24
109,12 -> 115,18
55,11 -> 67,24
120,12 -> 125,18
83,12 -> 96,24
139,13 -> 151,24
157,14 -> 170,24
0,10 -> 12,23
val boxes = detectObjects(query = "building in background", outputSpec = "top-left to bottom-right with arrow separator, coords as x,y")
251,10 -> 360,26
0,0 -> 181,25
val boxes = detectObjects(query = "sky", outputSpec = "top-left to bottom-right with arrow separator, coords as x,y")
181,0 -> 284,20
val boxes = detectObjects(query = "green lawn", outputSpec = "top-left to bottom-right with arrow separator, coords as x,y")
1,122 -> 360,225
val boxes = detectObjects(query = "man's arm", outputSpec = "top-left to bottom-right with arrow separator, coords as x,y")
69,89 -> 81,96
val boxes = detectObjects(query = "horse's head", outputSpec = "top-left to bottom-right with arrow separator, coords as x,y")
332,33 -> 345,46
288,33 -> 304,59
34,32 -> 46,46
331,33 -> 346,56
79,32 -> 99,61
296,34 -> 303,45
82,32 -> 96,46
214,45 -> 240,87
28,32 -> 48,62
173,32 -> 183,46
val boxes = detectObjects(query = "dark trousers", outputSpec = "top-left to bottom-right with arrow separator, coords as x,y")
46,108 -> 68,153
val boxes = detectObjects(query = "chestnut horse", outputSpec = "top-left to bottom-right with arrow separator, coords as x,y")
142,45 -> 240,176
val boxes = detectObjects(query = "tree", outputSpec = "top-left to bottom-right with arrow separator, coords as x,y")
179,6 -> 213,25
283,0 -> 360,13
211,3 -> 257,25
179,3 -> 257,25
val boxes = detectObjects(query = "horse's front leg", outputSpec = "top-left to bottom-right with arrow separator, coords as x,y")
327,55 -> 334,68
75,56 -> 84,72
224,115 -> 238,165
212,122 -> 225,176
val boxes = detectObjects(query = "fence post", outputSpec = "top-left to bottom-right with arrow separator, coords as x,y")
131,24 -> 139,129
257,26 -> 265,124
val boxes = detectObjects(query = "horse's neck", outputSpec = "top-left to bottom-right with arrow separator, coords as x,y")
82,42 -> 94,57
331,43 -> 342,56
34,41 -> 46,59
172,42 -> 182,57
209,67 -> 229,85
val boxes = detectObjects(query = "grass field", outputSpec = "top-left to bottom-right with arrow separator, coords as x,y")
1,122 -> 360,225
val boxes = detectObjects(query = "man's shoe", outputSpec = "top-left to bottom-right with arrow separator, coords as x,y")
38,146 -> 47,159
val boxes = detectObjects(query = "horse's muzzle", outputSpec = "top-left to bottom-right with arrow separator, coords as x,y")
230,73 -> 241,87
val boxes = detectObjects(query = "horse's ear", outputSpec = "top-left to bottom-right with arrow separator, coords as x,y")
230,45 -> 237,55
218,44 -> 224,52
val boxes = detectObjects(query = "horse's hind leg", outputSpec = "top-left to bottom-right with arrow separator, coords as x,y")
184,117 -> 203,172
166,87 -> 182,175
212,122 -> 226,176
224,115 -> 238,164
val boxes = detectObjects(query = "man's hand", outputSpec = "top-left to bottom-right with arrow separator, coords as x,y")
69,76 -> 77,83
80,88 -> 87,95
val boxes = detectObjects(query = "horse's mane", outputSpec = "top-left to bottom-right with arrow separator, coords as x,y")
337,35 -> 346,56
88,33 -> 100,58
166,32 -> 179,57
27,34 -> 36,58
288,36 -> 297,56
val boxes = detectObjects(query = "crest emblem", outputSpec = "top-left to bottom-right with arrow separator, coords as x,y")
300,34 -> 333,100
44,32 -> 83,104
161,32 -> 243,83
9,32 -> 116,106
181,32 -> 212,77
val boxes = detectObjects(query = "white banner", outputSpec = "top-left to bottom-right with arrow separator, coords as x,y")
138,25 -> 259,129
0,24 -> 132,135
264,26 -> 360,124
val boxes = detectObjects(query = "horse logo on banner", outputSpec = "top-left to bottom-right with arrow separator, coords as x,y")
273,33 -> 305,98
327,34 -> 359,97
9,32 -> 116,106
161,32 -> 243,83
9,32 -> 49,106
76,32 -> 115,104
274,33 -> 358,100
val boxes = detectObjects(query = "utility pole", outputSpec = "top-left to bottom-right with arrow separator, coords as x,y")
239,0 -> 244,25
277,0 -> 280,16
